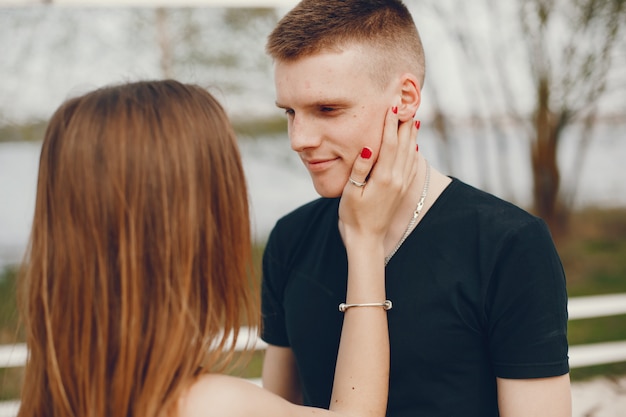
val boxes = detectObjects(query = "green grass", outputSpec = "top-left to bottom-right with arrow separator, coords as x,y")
558,208 -> 626,381
0,115 -> 288,144
568,315 -> 626,345
0,267 -> 20,345
1,208 -> 625,400
558,208 -> 626,296
0,267 -> 23,401
232,115 -> 287,138
0,120 -> 48,143
568,314 -> 626,380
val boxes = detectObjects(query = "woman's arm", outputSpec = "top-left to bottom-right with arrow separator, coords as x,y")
180,106 -> 418,417
330,106 -> 418,417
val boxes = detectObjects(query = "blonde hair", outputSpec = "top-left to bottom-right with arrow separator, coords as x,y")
266,0 -> 426,88
18,80 -> 258,417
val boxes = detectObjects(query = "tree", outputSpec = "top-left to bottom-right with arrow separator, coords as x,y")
425,0 -> 625,236
519,0 -> 625,235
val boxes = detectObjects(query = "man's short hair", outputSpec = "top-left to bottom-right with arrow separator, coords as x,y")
266,0 -> 426,89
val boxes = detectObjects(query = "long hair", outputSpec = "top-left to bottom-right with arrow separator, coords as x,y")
17,80 -> 258,417
266,0 -> 426,88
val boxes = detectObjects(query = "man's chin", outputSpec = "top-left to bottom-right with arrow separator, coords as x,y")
308,169 -> 348,197
312,182 -> 344,199
313,181 -> 345,198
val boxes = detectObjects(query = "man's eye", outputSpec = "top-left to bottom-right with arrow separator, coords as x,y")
320,107 -> 335,113
283,108 -> 295,116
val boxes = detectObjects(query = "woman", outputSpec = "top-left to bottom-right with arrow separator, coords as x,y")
17,80 -> 418,417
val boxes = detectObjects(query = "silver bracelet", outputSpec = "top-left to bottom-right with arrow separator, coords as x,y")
338,300 -> 393,312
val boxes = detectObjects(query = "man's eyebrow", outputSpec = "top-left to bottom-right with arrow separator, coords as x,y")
275,99 -> 349,109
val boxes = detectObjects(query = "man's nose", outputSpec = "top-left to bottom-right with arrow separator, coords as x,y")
289,115 -> 321,152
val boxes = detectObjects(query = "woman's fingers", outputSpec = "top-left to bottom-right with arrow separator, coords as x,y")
339,145 -> 377,237
392,118 -> 416,185
371,106 -> 401,175
371,107 -> 419,196
346,146 -> 374,190
399,119 -> 420,190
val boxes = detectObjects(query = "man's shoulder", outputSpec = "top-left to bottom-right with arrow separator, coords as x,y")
448,178 -> 536,217
443,178 -> 545,233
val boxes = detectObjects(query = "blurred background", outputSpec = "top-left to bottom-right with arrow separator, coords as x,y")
1,0 -> 625,415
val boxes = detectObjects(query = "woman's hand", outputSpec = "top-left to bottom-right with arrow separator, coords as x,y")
339,106 -> 419,244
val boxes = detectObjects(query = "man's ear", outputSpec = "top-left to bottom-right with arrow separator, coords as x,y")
397,74 -> 421,122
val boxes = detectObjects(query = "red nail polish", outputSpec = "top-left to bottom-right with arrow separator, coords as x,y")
392,106 -> 398,114
415,120 -> 421,129
361,147 -> 372,159
416,143 -> 419,152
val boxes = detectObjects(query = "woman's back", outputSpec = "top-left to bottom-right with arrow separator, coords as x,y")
18,80 -> 257,417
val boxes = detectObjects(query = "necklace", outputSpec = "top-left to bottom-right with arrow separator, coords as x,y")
384,159 -> 430,266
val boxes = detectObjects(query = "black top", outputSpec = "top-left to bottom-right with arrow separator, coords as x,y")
262,178 -> 569,417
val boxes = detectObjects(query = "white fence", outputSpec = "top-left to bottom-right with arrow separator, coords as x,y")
568,293 -> 626,368
1,293 -> 626,417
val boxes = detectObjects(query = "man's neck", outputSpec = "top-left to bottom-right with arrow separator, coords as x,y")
383,155 -> 451,259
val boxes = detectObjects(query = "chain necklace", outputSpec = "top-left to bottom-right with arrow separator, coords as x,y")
384,160 -> 430,266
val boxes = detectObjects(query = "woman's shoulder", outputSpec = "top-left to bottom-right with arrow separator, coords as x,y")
178,374 -> 325,417
178,374 -> 258,417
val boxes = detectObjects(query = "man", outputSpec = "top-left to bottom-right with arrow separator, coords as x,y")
260,1 -> 571,416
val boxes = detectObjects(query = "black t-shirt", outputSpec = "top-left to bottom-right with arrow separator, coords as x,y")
261,178 -> 569,417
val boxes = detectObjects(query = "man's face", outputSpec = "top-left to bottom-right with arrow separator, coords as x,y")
274,47 -> 396,198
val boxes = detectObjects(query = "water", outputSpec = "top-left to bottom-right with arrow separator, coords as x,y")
2,122 -> 625,269
0,135 -> 319,269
